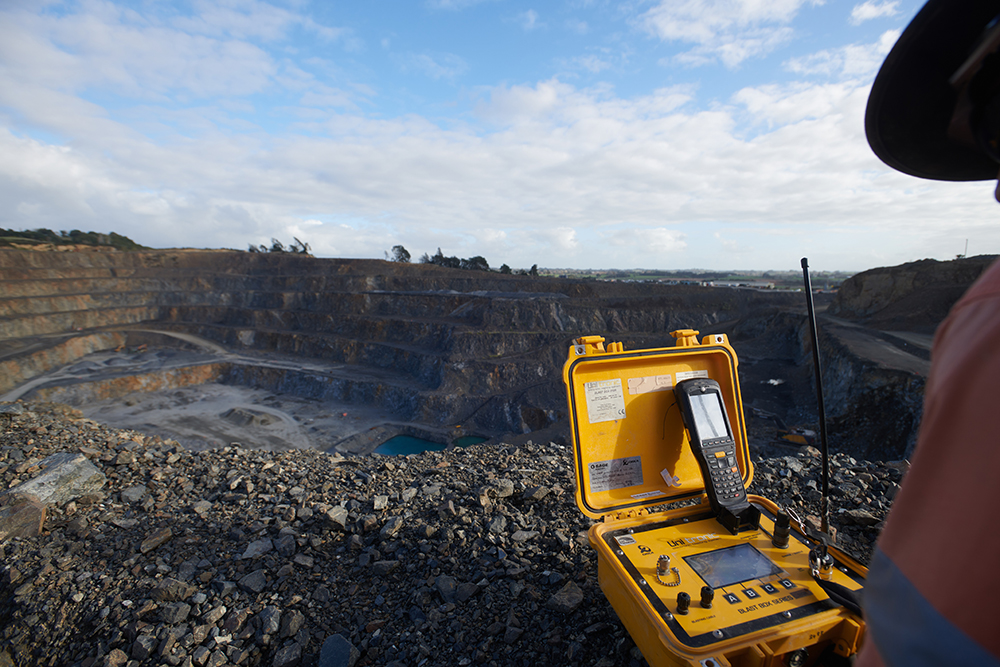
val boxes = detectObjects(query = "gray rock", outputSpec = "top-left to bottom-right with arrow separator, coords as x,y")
504,626 -> 524,644
102,648 -> 128,667
280,610 -> 305,638
275,534 -> 296,558
312,585 -> 331,603
0,497 -> 45,542
273,642 -> 302,667
844,509 -> 880,526
203,604 -> 228,624
487,516 -> 507,534
121,485 -> 147,504
493,479 -> 515,498
3,452 -> 106,506
259,605 -> 282,634
380,516 -> 404,538
210,580 -> 237,597
456,581 -> 479,602
152,577 -> 196,602
191,500 -> 213,514
324,506 -> 349,531
140,526 -> 173,554
435,574 -> 458,603
318,634 -> 359,667
238,569 -> 267,594
546,581 -> 584,613
131,635 -> 157,661
161,602 -> 191,624
240,538 -> 273,559
522,486 -> 551,501
372,560 -> 399,576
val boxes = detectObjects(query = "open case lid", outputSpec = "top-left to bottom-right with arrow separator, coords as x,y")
562,329 -> 754,520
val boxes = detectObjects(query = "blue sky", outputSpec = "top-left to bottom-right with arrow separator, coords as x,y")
2,0 -> 998,272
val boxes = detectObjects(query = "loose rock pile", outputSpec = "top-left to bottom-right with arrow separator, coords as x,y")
1,403 -> 903,667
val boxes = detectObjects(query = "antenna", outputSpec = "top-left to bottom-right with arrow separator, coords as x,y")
800,258 -> 830,536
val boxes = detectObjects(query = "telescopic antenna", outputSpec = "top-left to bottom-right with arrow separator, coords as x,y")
800,258 -> 830,536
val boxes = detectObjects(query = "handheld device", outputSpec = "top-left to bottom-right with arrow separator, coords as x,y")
674,377 -> 760,534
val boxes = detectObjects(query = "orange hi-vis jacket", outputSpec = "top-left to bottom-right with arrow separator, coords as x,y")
857,258 -> 1000,666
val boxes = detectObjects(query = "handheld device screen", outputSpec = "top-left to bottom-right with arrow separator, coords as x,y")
683,543 -> 782,589
689,392 -> 730,440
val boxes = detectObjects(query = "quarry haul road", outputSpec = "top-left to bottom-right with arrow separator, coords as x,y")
820,314 -> 932,378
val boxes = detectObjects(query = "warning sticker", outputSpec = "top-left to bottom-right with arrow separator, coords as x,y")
584,379 -> 626,424
588,456 -> 643,493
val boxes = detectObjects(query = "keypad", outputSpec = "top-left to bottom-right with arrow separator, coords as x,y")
706,444 -> 745,504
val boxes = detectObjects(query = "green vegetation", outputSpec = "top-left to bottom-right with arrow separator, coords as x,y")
395,246 -> 539,275
247,238 -> 311,255
389,245 -> 411,263
0,228 -> 147,250
418,248 -> 492,272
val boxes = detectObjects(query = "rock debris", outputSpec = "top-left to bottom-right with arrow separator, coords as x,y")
1,403 -> 901,667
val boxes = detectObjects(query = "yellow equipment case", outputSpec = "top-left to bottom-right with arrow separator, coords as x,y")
562,330 -> 867,667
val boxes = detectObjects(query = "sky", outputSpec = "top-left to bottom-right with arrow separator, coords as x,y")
1,0 -> 998,272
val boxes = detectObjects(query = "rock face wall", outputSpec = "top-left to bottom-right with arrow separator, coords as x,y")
829,255 -> 996,331
1,249 -> 806,447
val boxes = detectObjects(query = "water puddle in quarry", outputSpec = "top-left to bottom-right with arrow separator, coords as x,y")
373,434 -> 488,456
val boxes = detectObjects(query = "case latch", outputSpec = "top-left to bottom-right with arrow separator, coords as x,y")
670,329 -> 701,347
573,335 -> 606,355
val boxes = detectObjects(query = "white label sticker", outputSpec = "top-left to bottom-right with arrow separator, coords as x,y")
584,379 -> 626,424
615,535 -> 637,546
588,456 -> 643,493
631,490 -> 666,499
676,370 -> 709,382
627,375 -> 672,395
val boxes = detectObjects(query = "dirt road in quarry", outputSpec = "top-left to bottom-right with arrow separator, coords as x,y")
2,329 -> 405,453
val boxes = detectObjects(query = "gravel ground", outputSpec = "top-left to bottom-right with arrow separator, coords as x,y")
0,403 -> 903,667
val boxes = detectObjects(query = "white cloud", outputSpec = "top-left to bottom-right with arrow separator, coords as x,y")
396,52 -> 469,80
1,1 -> 997,272
425,0 -> 495,10
518,10 -> 542,31
849,1 -> 899,25
641,0 -> 814,68
607,228 -> 687,254
783,31 -> 896,80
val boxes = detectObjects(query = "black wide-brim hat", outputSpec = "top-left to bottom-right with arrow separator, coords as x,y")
866,0 -> 1000,181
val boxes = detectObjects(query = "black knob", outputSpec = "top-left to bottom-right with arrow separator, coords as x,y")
772,511 -> 791,549
677,591 -> 691,615
700,585 -> 714,608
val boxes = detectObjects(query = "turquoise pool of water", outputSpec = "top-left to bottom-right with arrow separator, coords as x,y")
373,434 -> 487,456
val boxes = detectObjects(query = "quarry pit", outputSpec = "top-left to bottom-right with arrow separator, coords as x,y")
2,249 -> 985,461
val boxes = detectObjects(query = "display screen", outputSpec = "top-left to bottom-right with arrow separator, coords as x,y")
683,543 -> 782,589
689,392 -> 730,439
